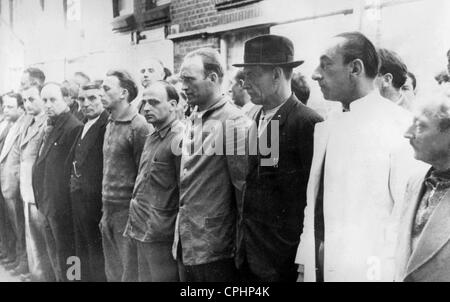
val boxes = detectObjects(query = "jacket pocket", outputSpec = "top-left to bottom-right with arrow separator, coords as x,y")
148,160 -> 178,210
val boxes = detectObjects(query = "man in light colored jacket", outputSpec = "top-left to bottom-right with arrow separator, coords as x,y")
296,32 -> 424,282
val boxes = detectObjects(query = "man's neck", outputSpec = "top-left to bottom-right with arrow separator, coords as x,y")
262,89 -> 291,112
432,159 -> 450,172
197,91 -> 222,112
153,114 -> 175,132
110,102 -> 128,120
341,80 -> 375,110
87,112 -> 102,122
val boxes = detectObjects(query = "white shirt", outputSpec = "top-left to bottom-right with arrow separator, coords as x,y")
241,102 -> 255,115
258,100 -> 286,137
81,115 -> 101,139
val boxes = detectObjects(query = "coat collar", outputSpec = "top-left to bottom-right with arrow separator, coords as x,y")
151,117 -> 179,139
69,110 -> 109,166
404,175 -> 450,278
20,113 -> 47,148
37,112 -> 72,162
396,170 -> 428,280
0,114 -> 27,162
109,105 -> 138,123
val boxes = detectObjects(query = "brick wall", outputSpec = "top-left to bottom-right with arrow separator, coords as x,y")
171,0 -> 218,33
170,0 -> 265,71
173,36 -> 220,72
171,0 -> 262,33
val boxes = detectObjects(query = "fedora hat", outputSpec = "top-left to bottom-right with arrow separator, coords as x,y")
233,34 -> 304,68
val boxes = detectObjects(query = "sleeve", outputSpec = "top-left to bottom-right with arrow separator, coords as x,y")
225,115 -> 253,193
132,119 -> 151,168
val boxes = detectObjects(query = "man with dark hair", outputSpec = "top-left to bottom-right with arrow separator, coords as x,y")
73,72 -> 91,87
0,93 -> 28,275
19,83 -> 54,282
291,72 -> 311,105
397,92 -> 450,282
400,71 -> 417,111
20,68 -> 46,90
176,47 -> 251,282
297,32 -> 421,282
137,58 -> 167,113
376,48 -> 408,107
32,82 -> 83,282
229,69 -> 255,116
66,81 -> 108,282
124,81 -> 184,282
62,80 -> 85,122
233,35 -> 322,282
101,70 -> 150,282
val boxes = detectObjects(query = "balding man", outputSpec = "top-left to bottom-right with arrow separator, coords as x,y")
296,32 -> 422,282
32,82 -> 83,282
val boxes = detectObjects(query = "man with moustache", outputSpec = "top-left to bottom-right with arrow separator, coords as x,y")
101,70 -> 150,282
124,81 -> 184,282
19,84 -> 55,281
0,93 -> 28,275
32,82 -> 83,282
396,92 -> 450,282
67,81 -> 108,282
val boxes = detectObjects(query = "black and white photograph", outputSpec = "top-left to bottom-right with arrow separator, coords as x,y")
0,0 -> 450,286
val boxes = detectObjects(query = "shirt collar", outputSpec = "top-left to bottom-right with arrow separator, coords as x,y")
152,118 -> 179,139
348,90 -> 380,112
109,105 -> 137,123
48,109 -> 70,126
191,95 -> 229,120
85,114 -> 101,127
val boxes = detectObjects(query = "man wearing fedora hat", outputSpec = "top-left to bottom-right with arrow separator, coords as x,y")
233,34 -> 323,282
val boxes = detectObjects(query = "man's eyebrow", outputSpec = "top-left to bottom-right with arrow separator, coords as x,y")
320,55 -> 332,62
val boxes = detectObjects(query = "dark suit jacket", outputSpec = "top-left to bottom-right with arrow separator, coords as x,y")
237,94 -> 323,281
32,112 -> 83,217
66,110 -> 108,202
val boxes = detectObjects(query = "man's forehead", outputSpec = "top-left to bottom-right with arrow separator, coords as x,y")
104,76 -> 119,86
320,37 -> 346,59
142,59 -> 163,69
85,88 -> 102,94
3,95 -> 18,106
143,83 -> 167,100
42,84 -> 62,96
181,56 -> 204,73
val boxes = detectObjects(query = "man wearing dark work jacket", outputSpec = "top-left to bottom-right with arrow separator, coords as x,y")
32,82 -> 83,282
66,81 -> 108,282
233,35 -> 323,282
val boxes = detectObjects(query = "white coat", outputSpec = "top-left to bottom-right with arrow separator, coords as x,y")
296,91 -> 426,282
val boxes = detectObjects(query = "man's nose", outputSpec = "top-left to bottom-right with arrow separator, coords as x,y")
404,126 -> 415,139
312,69 -> 322,81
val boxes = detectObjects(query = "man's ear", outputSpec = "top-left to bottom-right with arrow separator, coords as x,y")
120,88 -> 129,101
169,99 -> 178,110
238,79 -> 245,88
272,67 -> 283,81
349,59 -> 364,77
382,73 -> 393,87
208,72 -> 219,84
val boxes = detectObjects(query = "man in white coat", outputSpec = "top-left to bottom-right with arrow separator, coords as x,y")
296,32 -> 423,282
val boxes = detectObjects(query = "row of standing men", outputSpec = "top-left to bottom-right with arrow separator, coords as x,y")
0,32 -> 449,282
